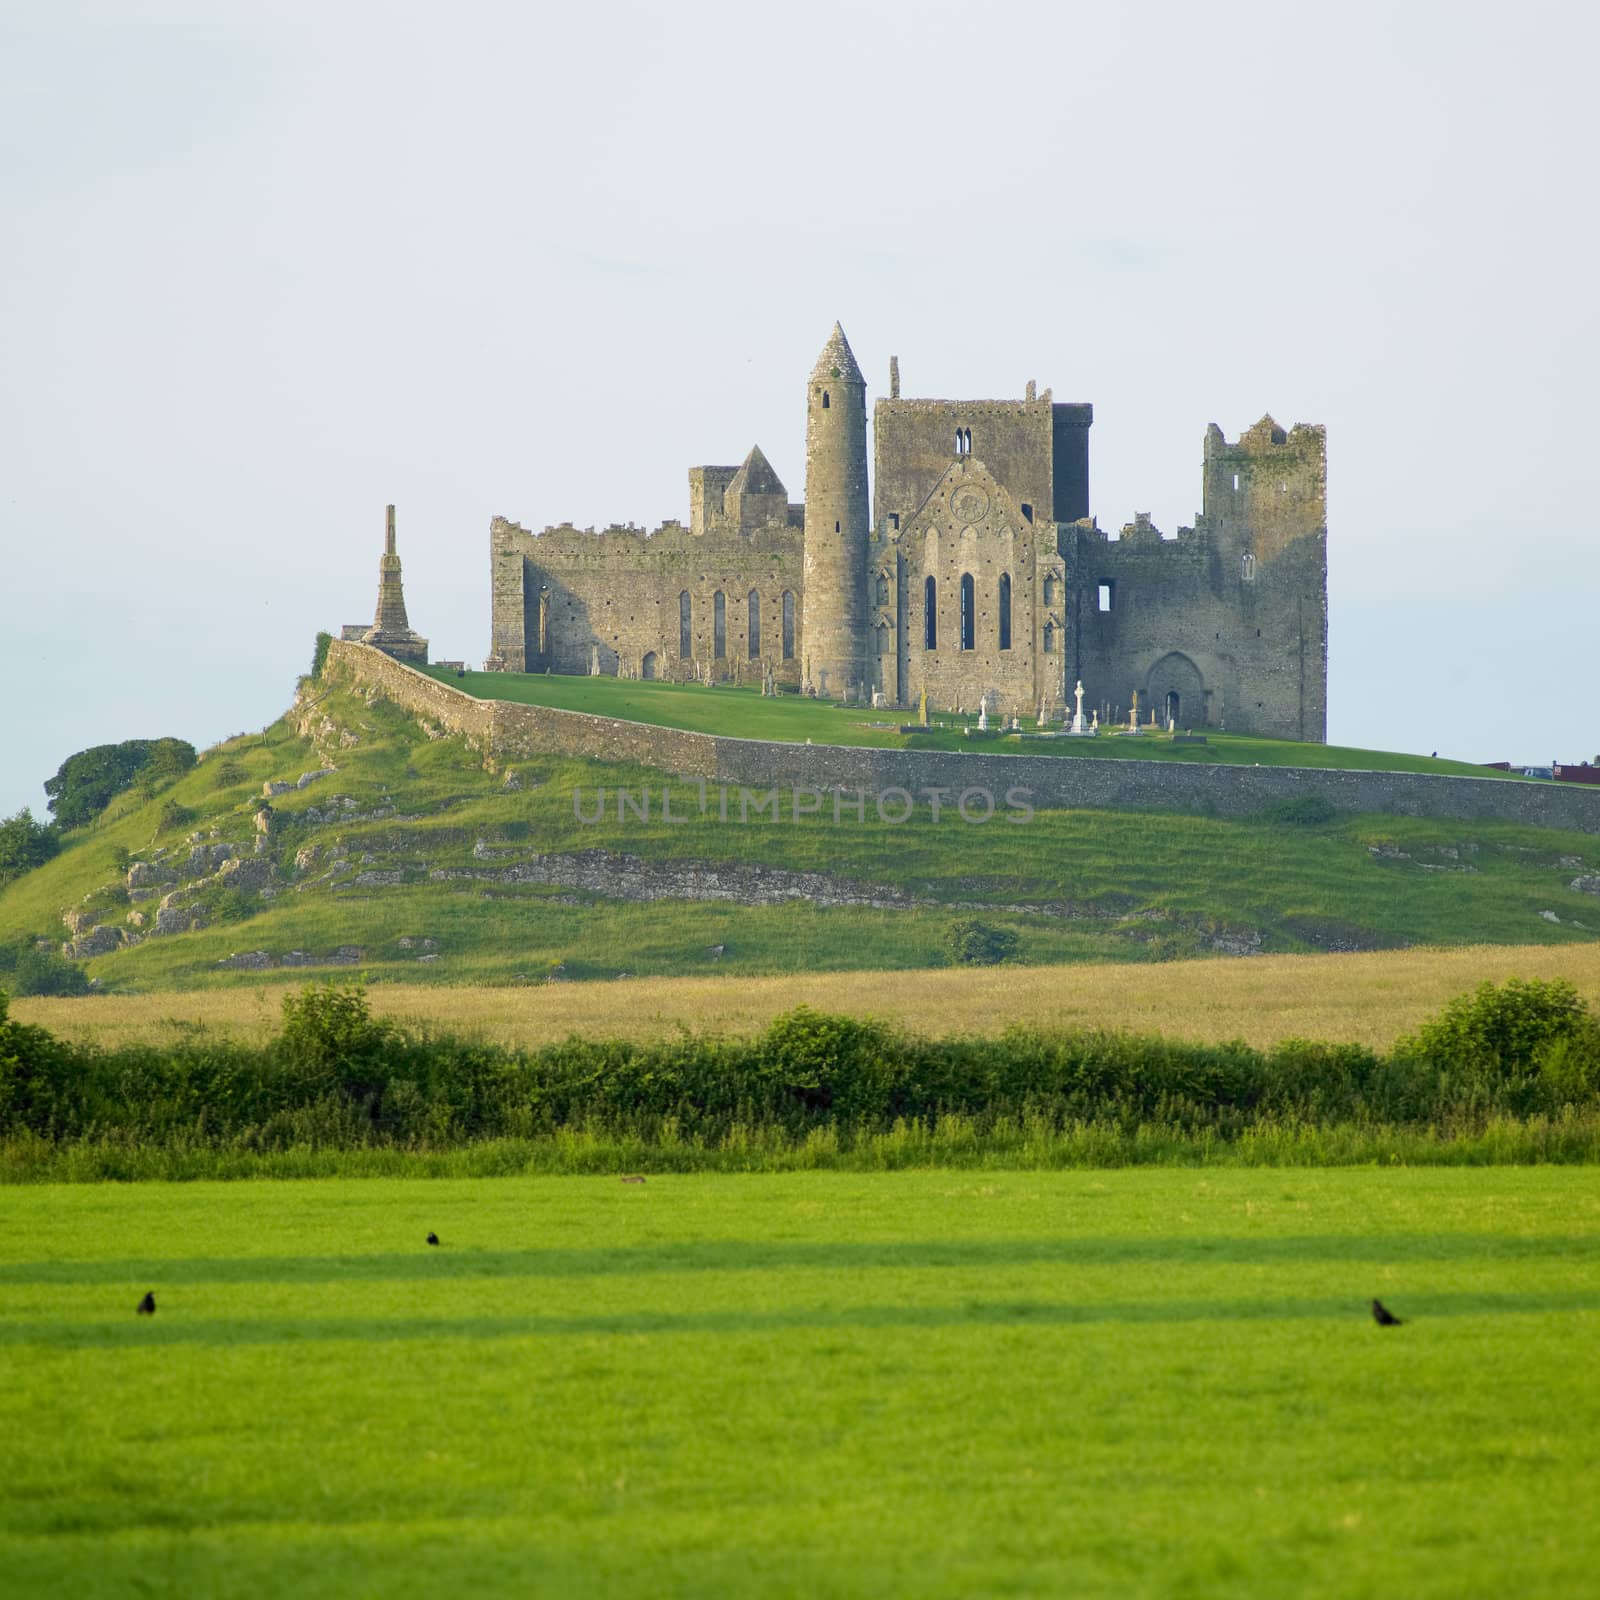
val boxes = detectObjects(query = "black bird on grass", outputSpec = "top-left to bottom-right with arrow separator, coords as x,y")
136,1292 -> 156,1316
1370,1297 -> 1403,1326
426,1231 -> 440,1246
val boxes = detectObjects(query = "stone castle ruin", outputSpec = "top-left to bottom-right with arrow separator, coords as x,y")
485,324 -> 1327,738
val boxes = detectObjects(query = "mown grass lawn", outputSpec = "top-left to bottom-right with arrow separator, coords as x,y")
3,1170 -> 1597,1598
425,666 -> 1528,779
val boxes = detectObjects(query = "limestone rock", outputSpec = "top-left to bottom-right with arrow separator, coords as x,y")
154,903 -> 205,936
263,781 -> 295,797
184,842 -> 234,876
217,857 -> 277,893
218,951 -> 277,970
64,925 -> 123,959
1571,875 -> 1600,896
127,861 -> 175,891
297,767 -> 337,789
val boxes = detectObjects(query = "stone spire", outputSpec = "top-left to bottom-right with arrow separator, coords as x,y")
810,320 -> 864,386
362,504 -> 429,664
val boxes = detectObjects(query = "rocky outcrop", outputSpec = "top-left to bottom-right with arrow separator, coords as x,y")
216,857 -> 276,893
183,842 -> 235,876
63,925 -> 125,959
154,902 -> 205,936
215,945 -> 366,971
127,860 -> 176,891
1572,875 -> 1600,896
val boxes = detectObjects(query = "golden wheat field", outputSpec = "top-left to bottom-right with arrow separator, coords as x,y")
14,942 -> 1600,1051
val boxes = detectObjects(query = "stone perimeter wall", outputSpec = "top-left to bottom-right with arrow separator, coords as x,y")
327,641 -> 1600,835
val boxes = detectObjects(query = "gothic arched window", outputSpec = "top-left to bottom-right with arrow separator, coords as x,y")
998,572 -> 1012,651
924,576 -> 937,650
959,573 -> 975,651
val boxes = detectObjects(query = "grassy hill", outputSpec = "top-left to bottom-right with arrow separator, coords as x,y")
1,665 -> 1596,993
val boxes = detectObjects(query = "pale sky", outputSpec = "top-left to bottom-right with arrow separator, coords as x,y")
3,0 -> 1597,818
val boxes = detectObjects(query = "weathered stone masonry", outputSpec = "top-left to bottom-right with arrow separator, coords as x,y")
328,641 -> 1600,835
485,324 -> 1328,740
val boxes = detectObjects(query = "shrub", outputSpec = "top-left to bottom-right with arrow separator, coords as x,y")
1400,979 -> 1588,1077
277,982 -> 397,1115
754,1006 -> 905,1120
8,947 -> 91,998
1261,793 -> 1338,827
155,799 -> 194,833
311,631 -> 334,680
0,990 -> 83,1132
212,888 -> 256,923
946,919 -> 1019,966
1539,1025 -> 1600,1103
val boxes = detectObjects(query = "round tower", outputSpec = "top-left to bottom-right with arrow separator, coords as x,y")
802,321 -> 869,698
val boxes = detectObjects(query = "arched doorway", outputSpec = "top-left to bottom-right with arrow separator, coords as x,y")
1146,653 -> 1205,728
641,651 -> 658,680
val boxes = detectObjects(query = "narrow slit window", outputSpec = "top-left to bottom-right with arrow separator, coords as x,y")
924,576 -> 937,650
959,573 -> 975,650
1097,581 -> 1114,613
998,572 -> 1012,650
747,589 -> 760,659
713,590 -> 726,659
678,590 -> 691,658
781,590 -> 795,660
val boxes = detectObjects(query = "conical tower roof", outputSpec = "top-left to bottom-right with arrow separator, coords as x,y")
810,321 -> 864,386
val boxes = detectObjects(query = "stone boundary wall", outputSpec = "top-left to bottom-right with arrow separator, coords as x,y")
325,641 -> 1600,834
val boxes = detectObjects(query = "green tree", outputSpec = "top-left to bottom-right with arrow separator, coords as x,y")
0,809 -> 60,888
43,738 -> 197,830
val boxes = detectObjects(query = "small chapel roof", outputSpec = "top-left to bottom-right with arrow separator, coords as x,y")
727,443 -> 786,499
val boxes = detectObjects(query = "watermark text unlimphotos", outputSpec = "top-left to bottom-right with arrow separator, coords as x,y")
572,780 -> 1033,826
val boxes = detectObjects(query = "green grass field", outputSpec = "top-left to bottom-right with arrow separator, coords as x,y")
4,1170 -> 1598,1597
425,666 -> 1530,778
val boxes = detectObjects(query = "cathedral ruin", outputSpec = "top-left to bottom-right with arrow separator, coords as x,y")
486,324 -> 1327,739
